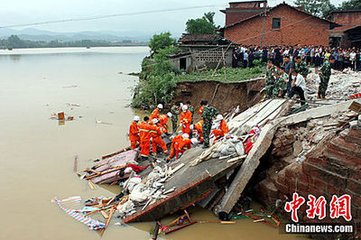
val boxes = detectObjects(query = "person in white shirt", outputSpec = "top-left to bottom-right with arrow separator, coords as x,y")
350,50 -> 357,71
290,71 -> 306,106
243,50 -> 249,68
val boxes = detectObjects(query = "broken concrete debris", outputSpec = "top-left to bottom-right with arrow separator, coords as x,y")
54,69 -> 360,237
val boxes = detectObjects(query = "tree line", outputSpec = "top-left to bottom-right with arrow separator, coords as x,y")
294,0 -> 361,19
0,35 -> 146,49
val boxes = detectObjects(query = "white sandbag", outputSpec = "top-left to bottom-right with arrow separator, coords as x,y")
130,184 -> 150,202
127,177 -> 142,193
235,141 -> 245,156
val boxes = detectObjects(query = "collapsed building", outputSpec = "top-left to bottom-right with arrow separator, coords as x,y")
56,68 -> 361,238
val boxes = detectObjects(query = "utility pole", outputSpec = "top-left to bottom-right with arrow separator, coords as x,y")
260,0 -> 268,47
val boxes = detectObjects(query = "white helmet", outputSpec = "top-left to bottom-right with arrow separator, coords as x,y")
182,133 -> 189,139
182,105 -> 188,112
134,116 -> 140,121
216,114 -> 224,121
157,104 -> 163,109
124,167 -> 133,174
167,112 -> 172,118
152,118 -> 159,124
190,124 -> 194,130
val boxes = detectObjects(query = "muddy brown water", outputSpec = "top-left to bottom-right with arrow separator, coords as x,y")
0,47 -> 305,240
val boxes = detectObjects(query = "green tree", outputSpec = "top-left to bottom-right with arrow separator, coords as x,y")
148,32 -> 176,54
294,0 -> 335,18
7,35 -> 25,48
339,0 -> 361,10
185,12 -> 219,34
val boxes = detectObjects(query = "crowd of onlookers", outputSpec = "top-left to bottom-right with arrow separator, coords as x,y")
232,45 -> 361,71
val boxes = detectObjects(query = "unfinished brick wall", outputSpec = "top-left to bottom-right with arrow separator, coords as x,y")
224,5 -> 330,47
269,126 -> 361,236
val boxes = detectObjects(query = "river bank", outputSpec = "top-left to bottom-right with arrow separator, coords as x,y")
0,46 -> 308,240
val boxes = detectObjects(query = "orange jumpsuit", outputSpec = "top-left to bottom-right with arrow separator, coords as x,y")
158,114 -> 169,134
149,108 -> 160,120
212,119 -> 229,139
129,121 -> 140,149
194,120 -> 204,142
138,121 -> 151,157
150,124 -> 168,154
168,135 -> 192,160
180,110 -> 192,134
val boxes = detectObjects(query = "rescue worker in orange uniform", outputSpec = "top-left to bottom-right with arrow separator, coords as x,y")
191,120 -> 204,143
158,112 -> 172,134
167,133 -> 192,161
137,116 -> 152,159
179,105 -> 192,135
150,118 -> 168,155
128,116 -> 140,149
212,114 -> 229,140
150,104 -> 163,120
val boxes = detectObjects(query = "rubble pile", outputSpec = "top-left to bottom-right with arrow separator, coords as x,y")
306,69 -> 361,101
117,164 -> 180,218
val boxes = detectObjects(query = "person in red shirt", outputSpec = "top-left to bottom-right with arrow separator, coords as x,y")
150,104 -> 163,120
167,133 -> 192,161
212,114 -> 229,140
150,119 -> 168,156
128,116 -> 140,149
137,116 -> 152,159
179,105 -> 192,135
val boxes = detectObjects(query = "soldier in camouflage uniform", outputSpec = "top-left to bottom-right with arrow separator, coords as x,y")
318,56 -> 335,99
200,100 -> 219,148
273,66 -> 288,97
265,60 -> 277,98
294,56 -> 310,79
170,101 -> 181,134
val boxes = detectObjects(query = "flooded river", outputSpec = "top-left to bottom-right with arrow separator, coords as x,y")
0,47 -> 304,240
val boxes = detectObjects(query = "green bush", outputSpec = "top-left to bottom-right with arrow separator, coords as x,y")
132,73 -> 177,108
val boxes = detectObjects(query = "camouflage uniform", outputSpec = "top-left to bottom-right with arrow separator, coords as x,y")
295,61 -> 309,78
318,61 -> 332,98
273,72 -> 288,97
170,104 -> 180,133
202,105 -> 219,147
265,66 -> 277,98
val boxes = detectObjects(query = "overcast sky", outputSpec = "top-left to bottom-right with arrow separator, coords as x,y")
0,0 -> 346,35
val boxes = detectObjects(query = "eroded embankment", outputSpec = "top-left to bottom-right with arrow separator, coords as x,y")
172,78 -> 265,114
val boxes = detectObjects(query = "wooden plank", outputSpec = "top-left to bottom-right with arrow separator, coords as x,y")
216,123 -> 278,214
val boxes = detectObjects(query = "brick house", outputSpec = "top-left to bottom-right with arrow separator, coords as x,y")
220,2 -> 335,47
169,34 -> 234,72
330,10 -> 361,48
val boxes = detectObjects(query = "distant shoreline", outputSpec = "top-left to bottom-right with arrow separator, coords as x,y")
0,44 -> 148,50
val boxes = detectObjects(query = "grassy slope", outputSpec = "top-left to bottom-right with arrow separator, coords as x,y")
175,66 -> 265,83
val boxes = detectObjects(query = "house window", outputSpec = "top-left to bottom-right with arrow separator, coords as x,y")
272,18 -> 281,29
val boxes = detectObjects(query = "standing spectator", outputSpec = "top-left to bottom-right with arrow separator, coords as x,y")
350,49 -> 357,71
262,47 -> 268,62
243,50 -> 249,68
282,55 -> 295,97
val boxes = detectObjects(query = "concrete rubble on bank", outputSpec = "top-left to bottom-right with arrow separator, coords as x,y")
54,69 -> 360,237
